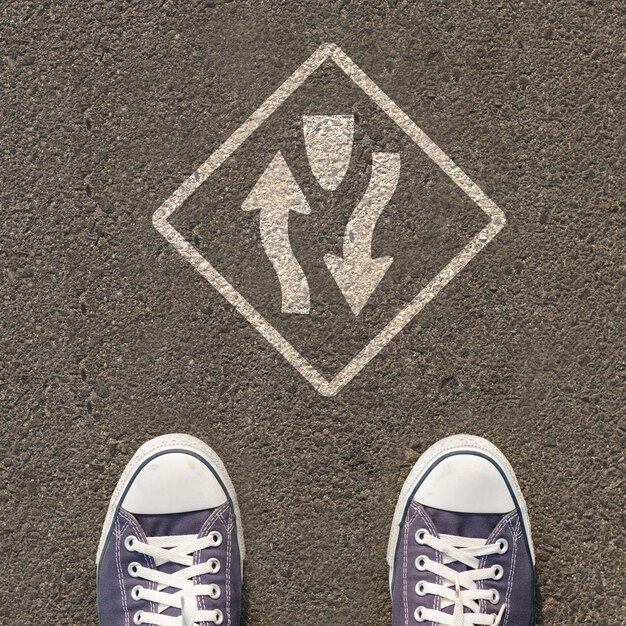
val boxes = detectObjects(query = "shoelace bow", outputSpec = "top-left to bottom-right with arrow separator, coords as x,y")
127,532 -> 224,626
414,531 -> 507,626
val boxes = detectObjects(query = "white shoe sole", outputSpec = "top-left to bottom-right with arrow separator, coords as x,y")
386,434 -> 534,588
96,433 -> 245,569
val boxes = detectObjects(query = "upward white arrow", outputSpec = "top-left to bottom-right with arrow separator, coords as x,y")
325,152 -> 400,315
242,151 -> 312,314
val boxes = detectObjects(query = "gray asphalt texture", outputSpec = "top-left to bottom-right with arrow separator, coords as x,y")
1,1 -> 624,625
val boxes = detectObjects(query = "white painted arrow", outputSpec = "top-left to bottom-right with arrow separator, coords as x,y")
242,151 -> 311,314
325,152 -> 400,315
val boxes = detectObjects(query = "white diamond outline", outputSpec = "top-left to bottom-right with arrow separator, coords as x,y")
152,43 -> 506,397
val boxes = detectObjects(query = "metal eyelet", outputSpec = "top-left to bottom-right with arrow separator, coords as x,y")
131,585 -> 143,601
490,588 -> 500,604
415,555 -> 428,571
124,535 -> 137,552
208,584 -> 221,599
415,581 -> 427,596
209,531 -> 223,547
492,564 -> 504,580
128,562 -> 141,577
133,611 -> 143,625
213,608 -> 224,625
414,529 -> 428,545
496,538 -> 509,554
414,606 -> 426,622
207,557 -> 221,574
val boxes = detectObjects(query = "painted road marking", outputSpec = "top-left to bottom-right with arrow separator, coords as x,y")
325,152 -> 400,315
303,114 -> 354,191
152,43 -> 506,397
242,151 -> 311,315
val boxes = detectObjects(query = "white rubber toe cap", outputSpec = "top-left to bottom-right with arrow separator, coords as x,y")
413,452 -> 515,514
388,435 -> 534,578
97,434 -> 245,565
122,450 -> 228,515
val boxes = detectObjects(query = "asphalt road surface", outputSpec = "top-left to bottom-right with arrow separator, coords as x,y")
1,2 -> 624,624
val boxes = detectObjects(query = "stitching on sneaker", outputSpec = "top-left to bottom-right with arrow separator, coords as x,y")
196,502 -> 230,621
415,504 -> 442,615
225,507 -> 233,626
402,504 -> 418,623
477,510 -> 516,615
198,503 -> 229,538
502,516 -> 520,626
115,518 -> 131,626
120,509 -> 159,616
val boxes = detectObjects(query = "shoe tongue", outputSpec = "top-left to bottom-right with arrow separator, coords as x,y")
132,508 -> 214,618
423,505 -> 505,616
134,508 -> 212,538
423,505 -> 503,540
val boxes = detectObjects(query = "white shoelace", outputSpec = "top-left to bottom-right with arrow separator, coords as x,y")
413,530 -> 508,626
125,532 -> 224,626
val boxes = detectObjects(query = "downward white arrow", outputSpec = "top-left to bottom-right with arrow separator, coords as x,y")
325,152 -> 400,315
242,151 -> 311,314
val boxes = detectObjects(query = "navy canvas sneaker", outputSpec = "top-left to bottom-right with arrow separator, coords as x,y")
96,434 -> 244,626
387,435 -> 535,626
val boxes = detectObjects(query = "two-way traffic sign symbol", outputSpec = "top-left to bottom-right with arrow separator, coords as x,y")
152,43 -> 506,396
242,117 -> 400,317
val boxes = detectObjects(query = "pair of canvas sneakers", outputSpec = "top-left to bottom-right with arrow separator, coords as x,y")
96,434 -> 535,626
